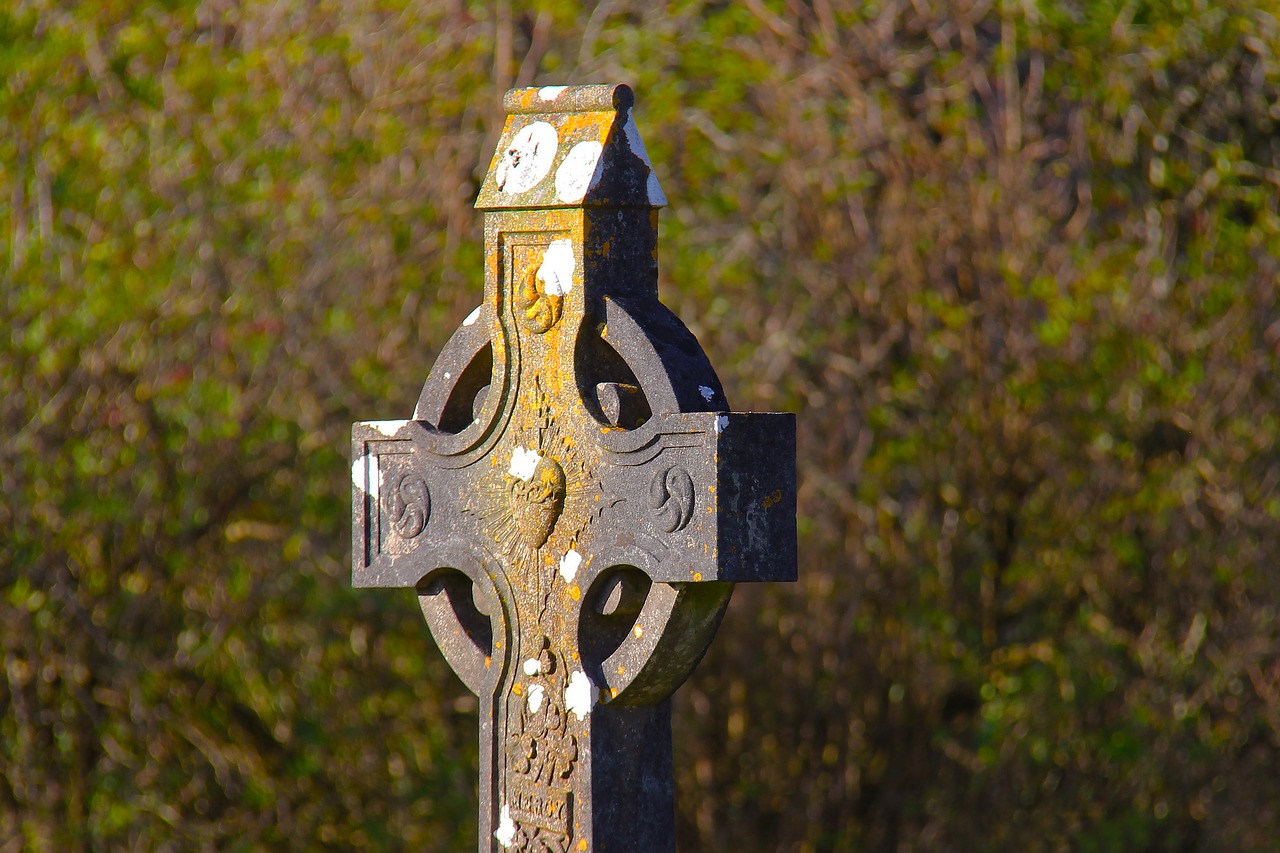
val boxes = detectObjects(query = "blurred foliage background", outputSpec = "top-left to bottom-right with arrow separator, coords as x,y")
3,1 -> 1280,850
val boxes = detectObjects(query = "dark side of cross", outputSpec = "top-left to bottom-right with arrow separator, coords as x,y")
351,84 -> 796,853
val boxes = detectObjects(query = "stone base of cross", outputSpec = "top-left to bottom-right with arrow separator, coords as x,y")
352,84 -> 795,853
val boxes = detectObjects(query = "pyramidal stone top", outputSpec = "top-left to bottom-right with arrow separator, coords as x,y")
476,83 -> 667,211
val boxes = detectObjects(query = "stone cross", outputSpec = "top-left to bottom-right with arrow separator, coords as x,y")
351,84 -> 795,853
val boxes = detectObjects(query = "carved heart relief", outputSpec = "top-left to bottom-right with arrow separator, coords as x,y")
508,453 -> 567,550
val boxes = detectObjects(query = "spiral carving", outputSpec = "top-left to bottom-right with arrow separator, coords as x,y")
649,466 -> 695,533
386,473 -> 430,539
515,265 -> 563,334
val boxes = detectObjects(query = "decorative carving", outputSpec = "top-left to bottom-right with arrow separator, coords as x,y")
507,638 -> 576,852
509,692 -> 577,785
509,455 -> 566,550
650,466 -> 695,532
516,265 -> 563,334
384,473 -> 430,539
470,381 -> 607,611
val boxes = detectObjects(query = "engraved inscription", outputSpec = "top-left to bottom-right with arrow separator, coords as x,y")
510,779 -> 571,836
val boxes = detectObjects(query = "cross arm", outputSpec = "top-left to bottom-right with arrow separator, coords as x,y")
351,419 -> 488,589
593,411 -> 796,584
352,419 -> 512,696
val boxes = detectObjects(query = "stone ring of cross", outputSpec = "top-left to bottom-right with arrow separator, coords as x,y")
352,84 -> 796,853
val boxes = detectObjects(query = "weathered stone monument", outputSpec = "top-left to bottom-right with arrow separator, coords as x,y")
351,84 -> 795,852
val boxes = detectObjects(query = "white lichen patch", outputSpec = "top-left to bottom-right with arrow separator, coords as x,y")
496,121 -> 558,194
555,140 -> 604,204
621,114 -> 654,167
495,805 -> 517,847
565,670 -> 598,721
538,85 -> 567,101
351,456 -> 383,501
620,114 -> 666,205
523,658 -> 542,676
647,170 -> 667,207
370,419 -> 408,437
526,683 -> 546,713
537,239 -> 576,296
462,305 -> 482,326
559,549 -> 583,583
715,415 -> 730,434
509,446 -> 542,481
698,385 -> 715,402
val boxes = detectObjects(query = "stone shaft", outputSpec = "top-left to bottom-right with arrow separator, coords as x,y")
352,84 -> 796,852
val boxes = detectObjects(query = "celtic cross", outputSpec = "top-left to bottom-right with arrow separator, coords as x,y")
351,84 -> 796,853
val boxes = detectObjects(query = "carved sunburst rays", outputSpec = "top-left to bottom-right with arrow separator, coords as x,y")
472,381 -> 604,617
